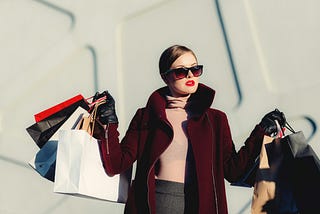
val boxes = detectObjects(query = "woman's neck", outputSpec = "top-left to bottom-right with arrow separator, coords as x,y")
166,94 -> 190,109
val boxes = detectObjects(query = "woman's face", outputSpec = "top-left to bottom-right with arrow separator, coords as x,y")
165,52 -> 200,97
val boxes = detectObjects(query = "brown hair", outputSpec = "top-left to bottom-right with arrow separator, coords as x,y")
158,45 -> 197,75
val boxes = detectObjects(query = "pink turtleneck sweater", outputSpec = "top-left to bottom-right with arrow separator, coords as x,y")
155,95 -> 190,183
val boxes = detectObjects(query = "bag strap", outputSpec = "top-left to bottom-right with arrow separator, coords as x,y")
285,121 -> 296,134
77,99 -> 106,136
86,95 -> 107,110
89,99 -> 106,135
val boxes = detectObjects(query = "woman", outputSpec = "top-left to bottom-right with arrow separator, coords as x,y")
95,45 -> 286,214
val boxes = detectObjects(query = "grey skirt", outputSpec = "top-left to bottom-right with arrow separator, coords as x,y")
155,179 -> 198,214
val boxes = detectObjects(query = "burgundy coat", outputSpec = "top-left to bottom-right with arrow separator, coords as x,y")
99,83 -> 265,214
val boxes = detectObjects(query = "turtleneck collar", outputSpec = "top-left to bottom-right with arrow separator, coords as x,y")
166,95 -> 190,109
146,83 -> 216,119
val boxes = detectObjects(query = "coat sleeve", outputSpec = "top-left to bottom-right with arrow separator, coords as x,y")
217,111 -> 265,182
98,108 -> 144,176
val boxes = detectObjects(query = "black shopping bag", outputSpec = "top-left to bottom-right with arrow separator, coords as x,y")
277,131 -> 320,213
26,99 -> 89,148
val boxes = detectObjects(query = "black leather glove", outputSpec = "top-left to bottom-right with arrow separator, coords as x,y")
93,90 -> 118,124
260,109 -> 286,136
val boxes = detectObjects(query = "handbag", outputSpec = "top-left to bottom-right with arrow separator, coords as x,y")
54,101 -> 131,202
26,98 -> 89,148
28,106 -> 88,181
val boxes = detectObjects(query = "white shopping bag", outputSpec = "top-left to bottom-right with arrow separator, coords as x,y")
54,129 -> 130,202
28,106 -> 88,181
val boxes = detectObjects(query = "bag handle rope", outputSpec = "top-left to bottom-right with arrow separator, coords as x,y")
285,121 -> 296,134
86,98 -> 106,136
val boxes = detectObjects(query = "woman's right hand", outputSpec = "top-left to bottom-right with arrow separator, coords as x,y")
93,90 -> 118,124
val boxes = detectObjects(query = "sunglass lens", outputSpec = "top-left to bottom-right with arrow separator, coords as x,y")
174,68 -> 188,79
190,66 -> 203,77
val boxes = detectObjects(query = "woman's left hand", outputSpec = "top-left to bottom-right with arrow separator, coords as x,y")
259,109 -> 286,136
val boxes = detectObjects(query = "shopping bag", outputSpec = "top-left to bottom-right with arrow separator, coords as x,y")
252,123 -> 320,214
34,94 -> 85,122
29,140 -> 57,181
54,100 -> 130,202
251,135 -> 288,214
54,129 -> 131,202
277,131 -> 320,213
28,106 -> 88,181
26,98 -> 89,148
251,120 -> 301,214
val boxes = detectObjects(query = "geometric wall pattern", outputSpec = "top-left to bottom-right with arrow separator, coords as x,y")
1,0 -> 319,213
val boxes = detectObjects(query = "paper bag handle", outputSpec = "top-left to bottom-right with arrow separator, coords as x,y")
77,99 -> 106,136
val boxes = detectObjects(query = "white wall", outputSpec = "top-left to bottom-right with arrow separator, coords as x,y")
1,0 -> 319,213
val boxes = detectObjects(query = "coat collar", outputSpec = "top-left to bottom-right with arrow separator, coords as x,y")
146,83 -> 216,119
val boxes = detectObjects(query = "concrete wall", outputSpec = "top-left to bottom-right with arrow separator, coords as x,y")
1,0 -> 319,213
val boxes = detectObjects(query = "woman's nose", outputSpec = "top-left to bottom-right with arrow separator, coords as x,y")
186,70 -> 194,78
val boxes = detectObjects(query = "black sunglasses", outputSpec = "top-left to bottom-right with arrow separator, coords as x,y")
162,65 -> 203,80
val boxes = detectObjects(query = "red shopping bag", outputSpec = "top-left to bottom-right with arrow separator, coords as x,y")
34,94 -> 85,122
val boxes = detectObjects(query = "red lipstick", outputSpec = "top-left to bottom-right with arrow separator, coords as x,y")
186,80 -> 195,86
